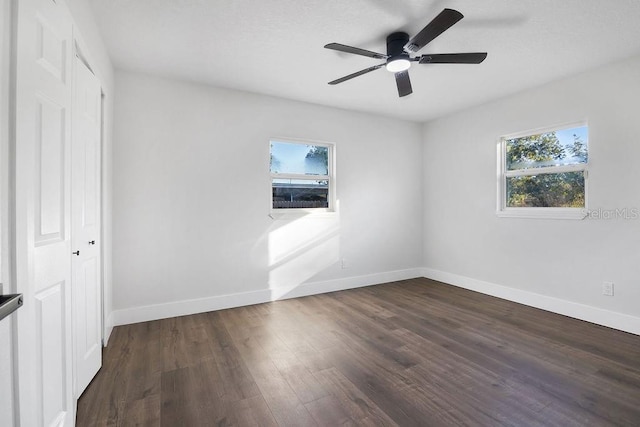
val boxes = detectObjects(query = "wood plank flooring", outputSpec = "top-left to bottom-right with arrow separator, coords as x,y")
76,278 -> 640,426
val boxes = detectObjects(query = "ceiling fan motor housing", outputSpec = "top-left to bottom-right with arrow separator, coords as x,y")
387,32 -> 410,62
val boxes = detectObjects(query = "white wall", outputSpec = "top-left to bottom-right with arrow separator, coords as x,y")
111,70 -> 423,324
422,54 -> 640,333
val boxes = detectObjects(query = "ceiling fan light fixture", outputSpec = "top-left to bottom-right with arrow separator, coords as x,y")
386,56 -> 411,72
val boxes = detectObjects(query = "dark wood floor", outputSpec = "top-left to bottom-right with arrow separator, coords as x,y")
77,278 -> 640,426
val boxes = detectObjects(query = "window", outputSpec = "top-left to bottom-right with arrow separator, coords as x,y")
497,123 -> 588,219
270,139 -> 334,211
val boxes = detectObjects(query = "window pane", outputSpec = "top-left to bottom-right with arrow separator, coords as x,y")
506,126 -> 588,171
270,141 -> 328,175
506,171 -> 585,208
272,179 -> 329,209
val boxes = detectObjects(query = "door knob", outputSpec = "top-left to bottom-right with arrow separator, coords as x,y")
89,240 -> 96,245
73,250 -> 80,256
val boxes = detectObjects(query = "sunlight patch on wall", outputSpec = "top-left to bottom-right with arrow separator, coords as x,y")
268,214 -> 340,300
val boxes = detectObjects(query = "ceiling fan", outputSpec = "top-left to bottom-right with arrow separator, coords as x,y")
324,8 -> 487,97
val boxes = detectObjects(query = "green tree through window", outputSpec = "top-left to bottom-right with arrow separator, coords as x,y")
503,126 -> 588,209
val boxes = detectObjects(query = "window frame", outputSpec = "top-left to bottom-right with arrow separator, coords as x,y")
269,138 -> 336,216
496,122 -> 589,220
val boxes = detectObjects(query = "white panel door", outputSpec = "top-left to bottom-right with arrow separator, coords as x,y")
71,56 -> 102,397
14,0 -> 75,425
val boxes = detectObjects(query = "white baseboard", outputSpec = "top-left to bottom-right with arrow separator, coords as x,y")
107,267 -> 640,336
422,267 -> 640,336
110,268 -> 423,327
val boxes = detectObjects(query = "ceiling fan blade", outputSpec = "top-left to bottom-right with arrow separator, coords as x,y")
419,52 -> 488,64
324,43 -> 388,59
395,70 -> 413,97
328,64 -> 385,85
404,8 -> 464,53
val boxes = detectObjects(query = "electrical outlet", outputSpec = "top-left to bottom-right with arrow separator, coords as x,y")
340,259 -> 348,269
602,281 -> 614,296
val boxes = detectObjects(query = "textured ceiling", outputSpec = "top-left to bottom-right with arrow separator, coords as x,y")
88,0 -> 640,122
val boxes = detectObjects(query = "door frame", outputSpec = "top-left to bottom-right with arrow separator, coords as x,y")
1,0 -> 18,424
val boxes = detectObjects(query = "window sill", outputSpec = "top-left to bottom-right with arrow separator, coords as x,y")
269,209 -> 337,221
496,208 -> 588,220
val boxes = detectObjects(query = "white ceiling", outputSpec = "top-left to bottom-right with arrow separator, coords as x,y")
88,0 -> 640,123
